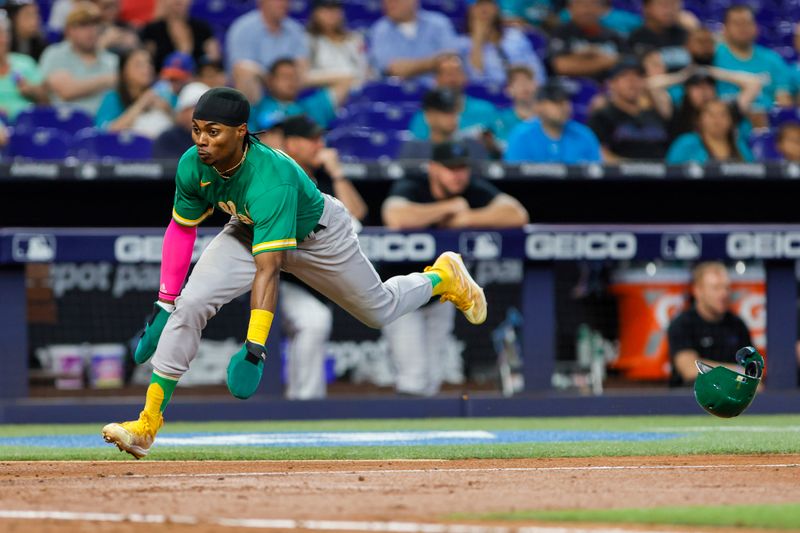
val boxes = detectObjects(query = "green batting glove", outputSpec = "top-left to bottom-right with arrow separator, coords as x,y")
133,302 -> 173,364
226,340 -> 266,400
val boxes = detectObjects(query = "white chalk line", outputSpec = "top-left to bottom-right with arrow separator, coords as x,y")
107,462 -> 800,480
0,510 -> 688,533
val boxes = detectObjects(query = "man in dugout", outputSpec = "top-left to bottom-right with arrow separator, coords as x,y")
667,261 -> 752,386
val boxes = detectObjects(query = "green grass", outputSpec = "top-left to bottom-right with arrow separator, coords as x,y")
468,503 -> 800,530
1,415 -> 799,460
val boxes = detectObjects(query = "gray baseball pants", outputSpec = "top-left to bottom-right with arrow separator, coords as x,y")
151,194 -> 434,378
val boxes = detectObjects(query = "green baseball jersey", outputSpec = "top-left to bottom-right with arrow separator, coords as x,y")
172,140 -> 325,255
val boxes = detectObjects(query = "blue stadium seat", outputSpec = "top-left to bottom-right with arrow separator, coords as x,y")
769,107 -> 800,127
326,127 -> 406,161
522,29 -> 549,60
557,77 -> 601,124
8,127 -> 72,160
13,106 -> 94,134
342,0 -> 382,24
420,0 -> 466,28
191,0 -> 254,29
351,80 -> 426,105
71,128 -> 153,161
749,130 -> 781,160
340,102 -> 418,131
465,82 -> 511,106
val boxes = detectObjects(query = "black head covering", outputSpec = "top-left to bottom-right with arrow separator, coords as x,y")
193,87 -> 250,126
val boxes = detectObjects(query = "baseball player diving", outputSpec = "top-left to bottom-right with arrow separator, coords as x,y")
101,88 -> 487,459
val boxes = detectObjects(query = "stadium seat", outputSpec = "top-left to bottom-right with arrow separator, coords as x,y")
8,127 -> 72,160
342,0 -> 382,24
749,130 -> 781,161
351,80 -> 426,105
71,128 -> 153,161
340,102 -> 418,131
557,77 -> 601,124
522,29 -> 549,60
769,107 -> 800,127
326,127 -> 407,161
420,0 -> 466,29
191,0 -> 254,29
465,82 -> 511,107
14,106 -> 94,134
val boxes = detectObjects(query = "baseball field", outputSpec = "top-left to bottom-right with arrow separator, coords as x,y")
0,414 -> 799,532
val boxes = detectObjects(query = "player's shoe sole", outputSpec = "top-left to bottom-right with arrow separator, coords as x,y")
428,252 -> 487,325
102,422 -> 155,460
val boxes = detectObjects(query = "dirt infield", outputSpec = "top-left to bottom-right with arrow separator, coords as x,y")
0,455 -> 798,532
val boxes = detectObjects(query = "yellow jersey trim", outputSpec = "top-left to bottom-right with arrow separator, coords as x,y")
252,239 -> 297,254
172,207 -> 212,227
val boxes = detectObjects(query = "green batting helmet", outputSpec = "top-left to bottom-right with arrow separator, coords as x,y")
693,346 -> 765,418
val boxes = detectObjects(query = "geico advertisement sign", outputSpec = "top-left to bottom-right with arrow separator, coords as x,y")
358,233 -> 436,261
727,232 -> 800,259
525,232 -> 637,260
114,235 -> 215,263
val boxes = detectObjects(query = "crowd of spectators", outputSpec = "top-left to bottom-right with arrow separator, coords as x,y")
1,0 -> 800,164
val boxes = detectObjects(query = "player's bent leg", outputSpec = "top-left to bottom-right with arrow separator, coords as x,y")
101,371 -> 176,459
103,222 -> 256,456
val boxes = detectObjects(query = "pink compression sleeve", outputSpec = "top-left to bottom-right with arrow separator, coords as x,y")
158,219 -> 197,302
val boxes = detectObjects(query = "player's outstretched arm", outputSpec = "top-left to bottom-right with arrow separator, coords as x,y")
133,220 -> 198,365
226,250 -> 284,400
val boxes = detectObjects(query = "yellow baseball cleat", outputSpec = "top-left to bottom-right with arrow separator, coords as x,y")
426,252 -> 487,325
101,411 -> 163,459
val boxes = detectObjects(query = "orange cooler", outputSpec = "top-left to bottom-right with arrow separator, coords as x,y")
610,266 -> 765,381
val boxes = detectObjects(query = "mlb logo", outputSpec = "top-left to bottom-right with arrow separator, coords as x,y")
12,234 -> 56,262
661,234 -> 701,260
459,232 -> 502,260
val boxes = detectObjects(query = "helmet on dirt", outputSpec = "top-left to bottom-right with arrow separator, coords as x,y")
694,346 -> 764,418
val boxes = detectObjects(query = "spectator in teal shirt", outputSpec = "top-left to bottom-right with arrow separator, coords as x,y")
0,11 -> 47,121
409,53 -> 497,141
494,65 -> 539,143
500,0 -> 553,28
95,47 -> 173,138
713,5 -> 793,112
666,99 -> 753,163
251,57 -> 349,132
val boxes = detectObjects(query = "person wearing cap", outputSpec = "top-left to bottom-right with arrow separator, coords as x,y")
6,0 -> 48,62
153,81 -> 209,158
547,0 -> 627,80
0,9 -> 48,121
646,65 -> 762,142
255,113 -> 287,150
504,81 -> 601,163
409,54 -> 498,143
39,2 -> 118,115
251,57 -> 348,132
382,141 -> 528,396
152,50 -> 195,108
400,87 -> 490,160
458,0 -> 547,86
101,87 -> 488,458
305,0 -> 368,88
139,0 -> 220,72
279,114 -> 367,400
94,47 -> 172,137
587,57 -> 669,161
226,0 -> 309,104
368,0 -> 458,81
